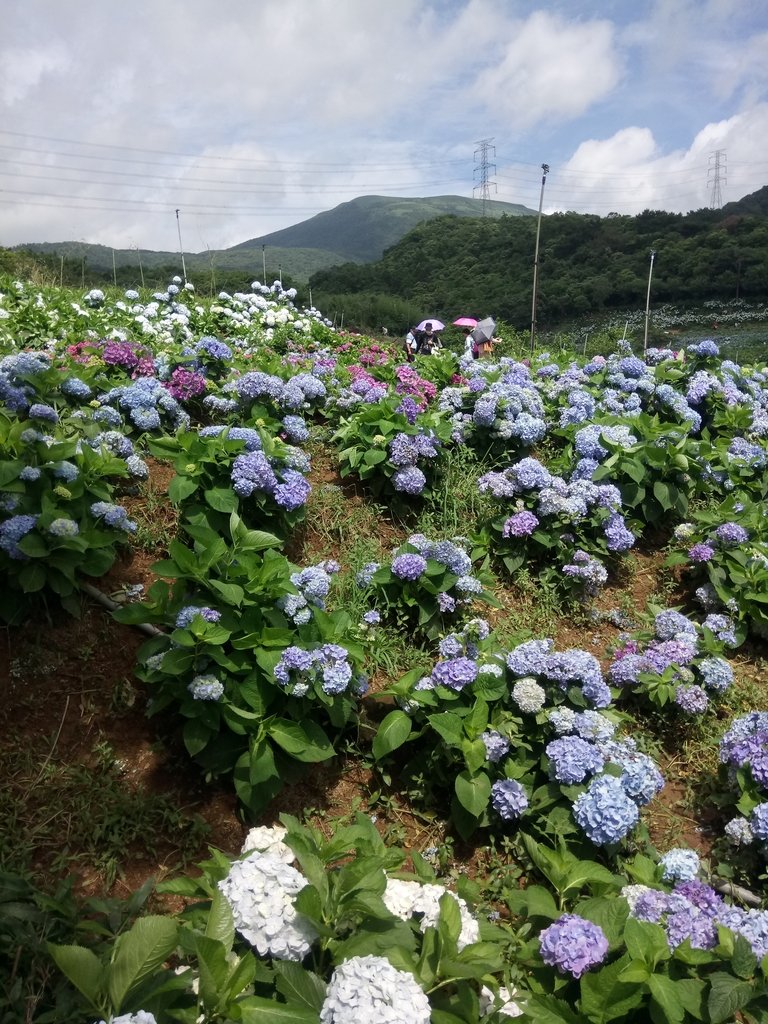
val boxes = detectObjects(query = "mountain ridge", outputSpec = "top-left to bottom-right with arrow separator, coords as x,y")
11,194 -> 536,283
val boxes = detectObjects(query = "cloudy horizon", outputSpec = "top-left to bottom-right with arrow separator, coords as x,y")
2,0 -> 767,254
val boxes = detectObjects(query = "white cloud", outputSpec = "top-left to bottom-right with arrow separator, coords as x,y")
0,1 -> 765,250
471,11 -> 622,128
0,43 -> 70,105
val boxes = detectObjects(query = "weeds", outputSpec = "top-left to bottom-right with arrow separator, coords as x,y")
0,738 -> 208,888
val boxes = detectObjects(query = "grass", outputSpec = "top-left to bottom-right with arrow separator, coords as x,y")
0,737 -> 209,888
127,478 -> 179,553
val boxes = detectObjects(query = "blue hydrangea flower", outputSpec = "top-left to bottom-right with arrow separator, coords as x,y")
176,606 -> 221,628
573,775 -> 640,846
751,803 -> 768,841
698,657 -> 733,692
490,779 -> 528,820
506,638 -> 553,676
482,730 -> 510,763
90,502 -> 136,532
660,848 -> 700,882
392,465 -> 426,494
546,735 -> 604,784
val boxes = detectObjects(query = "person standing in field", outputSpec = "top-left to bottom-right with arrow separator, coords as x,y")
404,327 -> 418,362
417,322 -> 439,355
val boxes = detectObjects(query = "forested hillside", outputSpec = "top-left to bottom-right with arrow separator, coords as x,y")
310,187 -> 768,330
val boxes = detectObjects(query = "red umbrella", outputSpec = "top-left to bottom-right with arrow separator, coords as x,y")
452,317 -> 478,327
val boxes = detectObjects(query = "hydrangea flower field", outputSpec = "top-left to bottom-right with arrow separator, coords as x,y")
2,275 -> 768,1023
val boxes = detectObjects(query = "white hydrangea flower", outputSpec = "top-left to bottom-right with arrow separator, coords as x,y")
241,824 -> 294,862
382,878 -> 479,950
511,677 -> 547,713
95,1013 -> 158,1024
479,984 -> 523,1018
320,955 -> 430,1024
218,852 -> 317,960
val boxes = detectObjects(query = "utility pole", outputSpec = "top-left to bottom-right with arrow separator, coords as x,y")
175,208 -> 187,284
112,249 -> 117,288
708,149 -> 727,209
136,245 -> 145,289
262,245 -> 267,283
529,163 -> 550,354
643,249 -> 656,357
473,138 -> 497,217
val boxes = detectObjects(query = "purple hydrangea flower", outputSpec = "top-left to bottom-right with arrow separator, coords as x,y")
391,553 -> 428,580
392,465 -> 426,494
715,522 -> 749,546
688,543 -> 715,563
502,511 -> 539,537
539,915 -> 609,978
674,684 -> 709,714
431,657 -> 478,691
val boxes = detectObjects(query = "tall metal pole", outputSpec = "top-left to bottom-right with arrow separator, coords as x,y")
136,245 -> 145,289
112,249 -> 117,287
262,245 -> 267,282
175,208 -> 187,284
529,163 -> 549,355
643,249 -> 656,357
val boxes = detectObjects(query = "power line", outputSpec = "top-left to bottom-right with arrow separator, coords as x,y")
0,129 -> 467,171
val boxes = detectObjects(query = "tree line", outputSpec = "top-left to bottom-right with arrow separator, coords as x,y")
309,193 -> 768,333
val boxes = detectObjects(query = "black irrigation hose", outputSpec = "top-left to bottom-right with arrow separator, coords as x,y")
81,582 -> 164,638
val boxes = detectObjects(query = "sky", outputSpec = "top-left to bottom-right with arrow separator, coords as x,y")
2,0 -> 768,254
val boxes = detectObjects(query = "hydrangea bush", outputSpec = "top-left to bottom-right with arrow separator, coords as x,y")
358,534 -> 498,640
114,516 -> 366,814
333,395 -> 452,500
375,628 -> 663,846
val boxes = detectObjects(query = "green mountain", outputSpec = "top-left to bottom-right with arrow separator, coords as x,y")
229,194 -> 537,263
12,194 -> 537,286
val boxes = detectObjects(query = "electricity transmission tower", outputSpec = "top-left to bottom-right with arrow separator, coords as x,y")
708,149 -> 727,209
473,138 -> 497,216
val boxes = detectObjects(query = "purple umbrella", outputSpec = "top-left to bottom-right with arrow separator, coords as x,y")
415,319 -> 445,332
